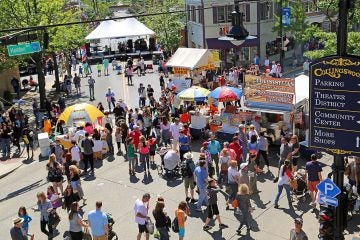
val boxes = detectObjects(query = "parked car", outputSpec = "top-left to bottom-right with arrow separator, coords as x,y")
19,58 -> 37,76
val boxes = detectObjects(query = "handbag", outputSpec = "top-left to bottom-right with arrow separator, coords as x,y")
49,210 -> 61,228
172,217 -> 179,233
232,199 -> 238,208
146,219 -> 155,234
83,227 -> 92,240
289,178 -> 298,190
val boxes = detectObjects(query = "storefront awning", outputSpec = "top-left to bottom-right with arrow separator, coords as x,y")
166,48 -> 213,70
206,37 -> 259,49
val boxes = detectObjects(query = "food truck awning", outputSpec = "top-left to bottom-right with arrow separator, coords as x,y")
166,48 -> 213,70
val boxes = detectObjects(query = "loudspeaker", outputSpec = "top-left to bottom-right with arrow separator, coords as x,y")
85,42 -> 91,56
127,39 -> 133,51
149,37 -> 156,51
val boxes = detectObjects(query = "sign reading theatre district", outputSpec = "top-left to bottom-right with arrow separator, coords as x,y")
309,56 -> 360,156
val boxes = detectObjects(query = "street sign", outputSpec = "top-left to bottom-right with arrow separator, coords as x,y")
309,55 -> 360,156
7,41 -> 41,56
317,178 -> 341,198
318,193 -> 339,207
282,7 -> 291,27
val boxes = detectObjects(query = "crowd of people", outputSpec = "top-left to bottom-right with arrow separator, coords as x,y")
7,56 -> 360,240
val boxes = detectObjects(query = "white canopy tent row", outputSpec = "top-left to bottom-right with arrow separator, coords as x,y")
85,18 -> 155,40
166,48 -> 214,70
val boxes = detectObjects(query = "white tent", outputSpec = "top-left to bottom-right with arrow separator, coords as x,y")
85,18 -> 154,40
295,74 -> 309,107
166,48 -> 213,70
85,20 -> 122,40
116,18 -> 155,38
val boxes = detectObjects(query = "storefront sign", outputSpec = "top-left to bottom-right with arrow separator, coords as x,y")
173,67 -> 188,75
213,51 -> 220,62
244,75 -> 295,106
309,56 -> 360,156
220,112 -> 254,126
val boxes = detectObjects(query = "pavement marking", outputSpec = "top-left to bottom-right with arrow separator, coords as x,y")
97,182 -> 104,186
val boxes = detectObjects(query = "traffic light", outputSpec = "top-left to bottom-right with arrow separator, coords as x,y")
319,206 -> 335,239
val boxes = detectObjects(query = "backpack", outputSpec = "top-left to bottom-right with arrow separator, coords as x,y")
181,161 -> 193,178
171,217 -> 179,233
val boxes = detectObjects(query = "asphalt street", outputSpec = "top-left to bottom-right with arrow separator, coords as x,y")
1,66 -> 359,240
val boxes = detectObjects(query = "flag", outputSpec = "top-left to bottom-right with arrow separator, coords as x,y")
81,45 -> 87,62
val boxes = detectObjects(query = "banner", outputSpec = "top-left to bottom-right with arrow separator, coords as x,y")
172,77 -> 192,93
213,50 -> 220,62
244,75 -> 295,106
173,67 -> 188,75
282,7 -> 291,27
220,112 -> 254,126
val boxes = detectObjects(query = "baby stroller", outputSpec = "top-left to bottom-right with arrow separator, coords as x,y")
291,169 -> 308,202
156,147 -> 181,179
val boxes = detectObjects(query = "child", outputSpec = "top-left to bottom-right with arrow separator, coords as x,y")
203,179 -> 228,231
127,137 -> 136,175
148,135 -> 156,165
18,206 -> 34,239
115,127 -> 122,155
219,149 -> 230,186
78,65 -> 83,77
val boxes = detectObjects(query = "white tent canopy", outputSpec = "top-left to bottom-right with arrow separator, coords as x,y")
85,18 -> 154,40
166,48 -> 213,70
85,20 -> 121,40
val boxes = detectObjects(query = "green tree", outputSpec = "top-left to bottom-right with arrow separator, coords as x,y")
132,0 -> 185,52
303,30 -> 360,60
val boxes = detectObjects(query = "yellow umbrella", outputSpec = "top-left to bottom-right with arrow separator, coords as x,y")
58,103 -> 105,126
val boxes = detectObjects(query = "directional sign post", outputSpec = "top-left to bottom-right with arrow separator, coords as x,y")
7,41 -> 41,57
309,55 -> 360,156
318,193 -> 339,207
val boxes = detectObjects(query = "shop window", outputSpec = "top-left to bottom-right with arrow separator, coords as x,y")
198,7 -> 204,24
260,2 -> 272,20
227,5 -> 233,22
187,5 -> 190,21
191,6 -> 196,22
217,6 -> 226,23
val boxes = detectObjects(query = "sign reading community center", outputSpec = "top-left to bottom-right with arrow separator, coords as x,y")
309,55 -> 360,156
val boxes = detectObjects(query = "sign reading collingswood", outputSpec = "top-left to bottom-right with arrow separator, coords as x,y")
309,56 -> 360,156
244,75 -> 295,106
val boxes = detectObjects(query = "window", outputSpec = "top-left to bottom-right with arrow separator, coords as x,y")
187,5 -> 190,21
198,7 -> 204,24
260,2 -> 272,20
227,5 -> 233,22
191,6 -> 196,21
217,6 -> 225,23
239,4 -> 250,22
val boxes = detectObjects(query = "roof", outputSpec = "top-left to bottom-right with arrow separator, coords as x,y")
166,48 -> 213,69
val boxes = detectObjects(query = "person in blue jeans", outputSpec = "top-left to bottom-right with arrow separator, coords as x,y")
274,160 -> 293,209
194,160 -> 208,211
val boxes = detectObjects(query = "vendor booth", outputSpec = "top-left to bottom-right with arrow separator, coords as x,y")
166,48 -> 217,93
55,103 -> 105,150
237,73 -> 309,145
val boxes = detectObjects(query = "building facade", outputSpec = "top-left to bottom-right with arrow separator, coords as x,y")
185,0 -> 329,67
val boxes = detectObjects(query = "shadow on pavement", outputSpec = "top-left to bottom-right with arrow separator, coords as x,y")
166,178 -> 182,187
0,179 -> 46,202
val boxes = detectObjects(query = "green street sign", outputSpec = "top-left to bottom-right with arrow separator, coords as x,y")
7,42 -> 41,56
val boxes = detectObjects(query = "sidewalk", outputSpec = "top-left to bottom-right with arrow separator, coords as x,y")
0,75 -> 56,179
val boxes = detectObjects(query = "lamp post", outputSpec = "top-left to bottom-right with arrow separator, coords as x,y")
279,0 -> 284,71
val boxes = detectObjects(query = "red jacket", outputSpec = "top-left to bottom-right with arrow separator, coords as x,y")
129,130 -> 141,148
229,142 -> 242,162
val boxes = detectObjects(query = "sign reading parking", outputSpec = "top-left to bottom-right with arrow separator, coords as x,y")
309,56 -> 360,156
317,178 -> 341,198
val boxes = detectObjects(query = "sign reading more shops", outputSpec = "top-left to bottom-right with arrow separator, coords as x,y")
309,55 -> 360,156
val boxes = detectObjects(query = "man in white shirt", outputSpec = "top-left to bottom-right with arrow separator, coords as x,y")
73,126 -> 87,142
134,193 -> 151,240
70,140 -> 81,164
167,78 -> 175,91
170,118 -> 182,150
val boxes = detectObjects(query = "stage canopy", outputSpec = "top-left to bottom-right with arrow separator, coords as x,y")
166,48 -> 213,70
85,18 -> 154,40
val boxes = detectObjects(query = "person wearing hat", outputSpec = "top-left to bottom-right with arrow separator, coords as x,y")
182,152 -> 196,203
134,193 -> 151,240
10,217 -> 27,240
248,150 -> 263,195
290,218 -> 308,240
305,154 -> 323,208
274,159 -> 293,209
239,162 -> 250,187
248,124 -> 259,139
